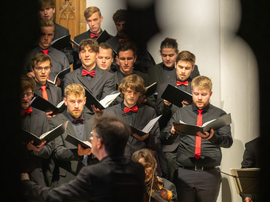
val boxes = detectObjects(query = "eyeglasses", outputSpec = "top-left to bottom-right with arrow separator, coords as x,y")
21,92 -> 33,98
90,131 -> 100,139
35,66 -> 50,72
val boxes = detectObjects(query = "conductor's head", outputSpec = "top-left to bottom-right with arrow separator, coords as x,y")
91,115 -> 131,160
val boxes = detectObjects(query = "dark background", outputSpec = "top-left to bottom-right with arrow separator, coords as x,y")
0,0 -> 269,201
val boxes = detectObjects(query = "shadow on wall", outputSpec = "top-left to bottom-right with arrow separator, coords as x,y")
221,138 -> 245,202
222,177 -> 232,202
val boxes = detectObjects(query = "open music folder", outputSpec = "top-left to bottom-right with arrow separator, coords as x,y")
22,121 -> 68,145
30,94 -> 66,115
84,88 -> 120,110
65,134 -> 92,149
173,113 -> 232,136
130,115 -> 162,136
161,84 -> 192,108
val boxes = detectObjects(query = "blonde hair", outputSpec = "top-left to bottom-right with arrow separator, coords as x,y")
191,76 -> 212,91
64,84 -> 85,98
118,75 -> 146,98
40,19 -> 55,31
84,6 -> 101,19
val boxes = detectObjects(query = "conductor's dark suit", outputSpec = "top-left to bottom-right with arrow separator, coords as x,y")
104,103 -> 160,159
49,110 -> 94,187
21,108 -> 51,186
22,156 -> 145,202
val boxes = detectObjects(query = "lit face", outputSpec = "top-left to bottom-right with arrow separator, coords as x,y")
39,26 -> 54,49
86,12 -> 103,34
96,47 -> 113,71
138,158 -> 154,183
192,86 -> 212,109
21,88 -> 34,109
123,87 -> 141,108
39,6 -> 55,20
160,47 -> 178,68
33,60 -> 51,85
175,60 -> 194,81
115,21 -> 127,38
117,50 -> 137,75
79,45 -> 97,70
64,93 -> 86,118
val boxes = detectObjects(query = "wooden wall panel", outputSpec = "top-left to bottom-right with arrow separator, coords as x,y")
55,0 -> 87,40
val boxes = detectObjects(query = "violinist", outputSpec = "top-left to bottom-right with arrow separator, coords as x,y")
132,149 -> 178,202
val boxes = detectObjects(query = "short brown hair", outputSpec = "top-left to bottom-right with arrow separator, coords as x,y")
79,39 -> 99,53
31,53 -> 52,70
84,6 -> 101,19
118,74 -> 146,98
40,19 -> 55,31
191,76 -> 212,91
117,42 -> 137,56
112,9 -> 128,23
175,51 -> 196,66
39,0 -> 55,9
99,42 -> 114,58
21,75 -> 36,92
64,83 -> 85,98
132,149 -> 157,176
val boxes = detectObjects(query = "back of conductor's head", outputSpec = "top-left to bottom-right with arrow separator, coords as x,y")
94,115 -> 131,156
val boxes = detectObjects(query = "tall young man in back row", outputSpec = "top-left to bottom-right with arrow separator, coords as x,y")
74,6 -> 110,43
39,0 -> 69,41
163,76 -> 233,202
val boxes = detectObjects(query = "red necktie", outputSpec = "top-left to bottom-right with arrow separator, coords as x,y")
90,33 -> 100,38
176,81 -> 189,86
42,50 -> 49,55
82,69 -> 95,77
72,117 -> 85,124
195,109 -> 203,159
41,86 -> 48,101
124,106 -> 138,113
20,107 -> 33,116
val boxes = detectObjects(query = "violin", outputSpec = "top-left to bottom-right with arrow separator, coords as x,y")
144,177 -> 172,202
